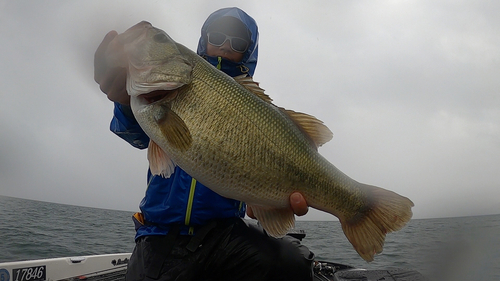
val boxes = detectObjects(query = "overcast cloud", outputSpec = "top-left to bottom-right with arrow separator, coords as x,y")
1,1 -> 499,220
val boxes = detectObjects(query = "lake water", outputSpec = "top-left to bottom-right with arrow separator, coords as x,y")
1,195 -> 498,280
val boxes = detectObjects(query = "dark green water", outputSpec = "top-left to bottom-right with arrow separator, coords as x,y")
1,196 -> 498,280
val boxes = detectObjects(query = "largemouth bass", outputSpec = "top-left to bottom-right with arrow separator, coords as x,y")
106,21 -> 414,261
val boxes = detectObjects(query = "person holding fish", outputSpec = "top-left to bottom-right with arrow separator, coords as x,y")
94,7 -> 314,281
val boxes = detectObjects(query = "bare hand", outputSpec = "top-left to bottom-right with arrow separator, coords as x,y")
289,192 -> 308,216
246,192 -> 309,219
94,30 -> 130,105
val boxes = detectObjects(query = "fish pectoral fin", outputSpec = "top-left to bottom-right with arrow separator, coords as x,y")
249,205 -> 295,238
281,108 -> 333,148
156,108 -> 192,151
339,183 -> 414,262
234,75 -> 272,103
147,140 -> 176,178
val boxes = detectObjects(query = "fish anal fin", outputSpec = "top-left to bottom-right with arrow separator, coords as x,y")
147,140 -> 176,178
234,75 -> 272,103
249,205 -> 295,238
281,108 -> 333,148
339,184 -> 414,262
155,106 -> 192,151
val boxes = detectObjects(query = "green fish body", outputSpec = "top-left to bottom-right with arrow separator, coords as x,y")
108,21 -> 414,262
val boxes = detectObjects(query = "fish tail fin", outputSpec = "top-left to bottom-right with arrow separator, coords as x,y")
340,184 -> 414,262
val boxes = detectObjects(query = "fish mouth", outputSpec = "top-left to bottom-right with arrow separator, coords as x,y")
139,89 -> 178,104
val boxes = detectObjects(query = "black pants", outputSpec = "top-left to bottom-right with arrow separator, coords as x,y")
125,218 -> 314,281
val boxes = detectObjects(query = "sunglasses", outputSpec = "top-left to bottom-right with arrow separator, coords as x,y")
207,32 -> 249,53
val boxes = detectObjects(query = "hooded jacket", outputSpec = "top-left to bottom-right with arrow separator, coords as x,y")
110,7 -> 259,238
197,7 -> 258,77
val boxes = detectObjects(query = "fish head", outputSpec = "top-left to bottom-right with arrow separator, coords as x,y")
107,21 -> 193,98
115,22 -> 195,157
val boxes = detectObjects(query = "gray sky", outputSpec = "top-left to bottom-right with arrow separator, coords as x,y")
1,1 -> 499,220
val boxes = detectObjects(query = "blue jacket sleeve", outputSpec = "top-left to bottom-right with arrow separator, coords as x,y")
110,103 -> 150,149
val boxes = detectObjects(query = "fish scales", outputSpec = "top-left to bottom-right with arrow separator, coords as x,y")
111,21 -> 414,262
171,60 -> 317,205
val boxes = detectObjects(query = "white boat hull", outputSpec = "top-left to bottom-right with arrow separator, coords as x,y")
0,253 -> 131,281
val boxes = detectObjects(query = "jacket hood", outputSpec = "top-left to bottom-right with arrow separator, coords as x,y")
197,7 -> 259,77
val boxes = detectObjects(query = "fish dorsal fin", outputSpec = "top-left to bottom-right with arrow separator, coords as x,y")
147,140 -> 176,177
281,108 -> 333,148
234,75 -> 272,103
234,75 -> 332,148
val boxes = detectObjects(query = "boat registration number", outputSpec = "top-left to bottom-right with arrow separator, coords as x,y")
12,266 -> 46,281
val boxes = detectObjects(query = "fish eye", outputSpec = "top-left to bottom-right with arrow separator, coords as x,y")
153,33 -> 169,43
